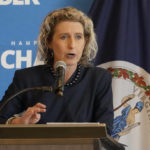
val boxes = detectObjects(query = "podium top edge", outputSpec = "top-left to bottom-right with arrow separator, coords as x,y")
0,123 -> 106,128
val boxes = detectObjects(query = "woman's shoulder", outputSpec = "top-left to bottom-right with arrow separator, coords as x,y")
80,65 -> 112,85
15,64 -> 49,75
83,65 -> 111,76
11,65 -> 50,86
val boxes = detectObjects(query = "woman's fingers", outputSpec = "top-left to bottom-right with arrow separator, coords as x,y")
21,102 -> 47,124
27,103 -> 46,114
29,112 -> 41,124
35,102 -> 47,108
33,103 -> 46,113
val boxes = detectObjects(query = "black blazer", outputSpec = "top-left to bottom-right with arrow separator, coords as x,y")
0,65 -> 114,135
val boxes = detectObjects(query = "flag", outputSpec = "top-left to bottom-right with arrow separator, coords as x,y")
89,0 -> 150,150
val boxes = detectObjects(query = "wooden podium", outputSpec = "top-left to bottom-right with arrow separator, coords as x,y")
0,123 -> 107,150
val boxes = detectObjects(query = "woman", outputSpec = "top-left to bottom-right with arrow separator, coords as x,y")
0,7 -> 114,135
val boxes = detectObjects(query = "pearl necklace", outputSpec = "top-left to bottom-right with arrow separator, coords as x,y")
50,65 -> 81,87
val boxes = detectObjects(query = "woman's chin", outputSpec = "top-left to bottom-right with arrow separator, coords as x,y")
65,62 -> 78,67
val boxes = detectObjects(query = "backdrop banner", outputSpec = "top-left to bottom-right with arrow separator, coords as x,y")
89,0 -> 150,150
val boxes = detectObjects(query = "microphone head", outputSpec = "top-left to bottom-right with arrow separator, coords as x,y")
55,61 -> 66,70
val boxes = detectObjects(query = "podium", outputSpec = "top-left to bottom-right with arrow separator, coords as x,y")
0,123 -> 108,150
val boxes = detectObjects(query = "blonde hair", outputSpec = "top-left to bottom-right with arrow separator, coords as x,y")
37,7 -> 98,65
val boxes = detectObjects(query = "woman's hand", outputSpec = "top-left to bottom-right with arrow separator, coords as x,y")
12,103 -> 46,124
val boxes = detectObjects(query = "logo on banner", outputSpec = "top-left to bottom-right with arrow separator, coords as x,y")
99,61 -> 150,144
0,0 -> 40,5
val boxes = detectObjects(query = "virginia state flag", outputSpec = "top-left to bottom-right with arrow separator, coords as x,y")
89,0 -> 150,150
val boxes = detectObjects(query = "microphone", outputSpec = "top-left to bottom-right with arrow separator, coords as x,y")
54,61 -> 66,96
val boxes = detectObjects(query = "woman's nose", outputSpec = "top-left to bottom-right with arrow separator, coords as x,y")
68,37 -> 75,49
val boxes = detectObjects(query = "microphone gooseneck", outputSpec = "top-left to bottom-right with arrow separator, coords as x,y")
54,61 -> 66,96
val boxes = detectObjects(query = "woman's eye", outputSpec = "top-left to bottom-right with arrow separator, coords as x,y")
75,35 -> 82,40
60,35 -> 67,40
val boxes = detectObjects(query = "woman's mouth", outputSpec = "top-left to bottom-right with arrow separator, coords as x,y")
66,53 -> 76,58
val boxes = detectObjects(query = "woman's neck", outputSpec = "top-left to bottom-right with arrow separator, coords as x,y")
65,64 -> 77,83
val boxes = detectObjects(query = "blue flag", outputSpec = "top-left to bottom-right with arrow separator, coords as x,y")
89,0 -> 150,72
89,0 -> 150,149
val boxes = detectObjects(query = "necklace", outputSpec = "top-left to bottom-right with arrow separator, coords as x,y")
49,65 -> 81,87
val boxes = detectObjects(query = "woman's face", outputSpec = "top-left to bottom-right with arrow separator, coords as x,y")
48,21 -> 86,67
